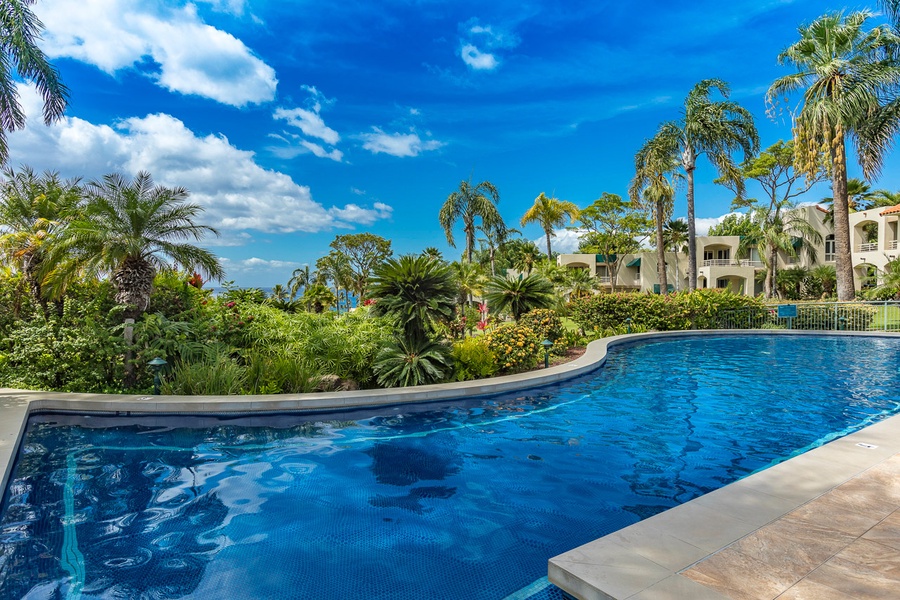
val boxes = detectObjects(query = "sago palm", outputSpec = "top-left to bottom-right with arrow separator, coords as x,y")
520,192 -> 579,258
439,179 -> 503,263
484,273 -> 555,321
50,171 -> 224,319
373,337 -> 451,388
768,11 -> 900,300
652,79 -> 758,290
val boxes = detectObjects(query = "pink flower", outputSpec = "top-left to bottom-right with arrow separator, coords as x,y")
477,320 -> 487,330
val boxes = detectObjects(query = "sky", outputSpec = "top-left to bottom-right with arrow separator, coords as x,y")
8,0 -> 900,287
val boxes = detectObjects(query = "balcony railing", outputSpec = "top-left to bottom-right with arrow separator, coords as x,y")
858,242 -> 878,252
597,276 -> 611,284
702,259 -> 736,267
887,240 -> 899,250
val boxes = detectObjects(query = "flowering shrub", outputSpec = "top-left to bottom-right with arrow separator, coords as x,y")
451,336 -> 498,381
485,323 -> 541,373
518,308 -> 565,352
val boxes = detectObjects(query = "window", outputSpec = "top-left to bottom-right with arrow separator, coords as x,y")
703,250 -> 713,261
717,279 -> 729,289
825,235 -> 835,262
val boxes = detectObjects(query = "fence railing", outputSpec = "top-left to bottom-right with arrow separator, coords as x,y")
858,242 -> 878,252
716,301 -> 900,332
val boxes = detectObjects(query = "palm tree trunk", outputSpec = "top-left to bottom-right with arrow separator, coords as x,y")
766,244 -> 777,299
831,133 -> 855,301
655,211 -> 667,293
545,231 -> 552,258
686,165 -> 698,291
489,246 -> 496,276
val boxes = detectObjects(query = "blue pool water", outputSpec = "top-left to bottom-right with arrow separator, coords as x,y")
2,334 -> 900,599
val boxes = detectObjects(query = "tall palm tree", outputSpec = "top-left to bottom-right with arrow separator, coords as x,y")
663,219 -> 689,291
288,264 -> 311,299
631,135 -> 682,295
0,166 -> 80,312
652,79 -> 759,290
768,11 -> 900,300
0,0 -> 69,163
51,172 -> 224,318
451,260 -> 485,307
520,192 -> 579,258
439,179 -> 503,263
477,222 -> 517,276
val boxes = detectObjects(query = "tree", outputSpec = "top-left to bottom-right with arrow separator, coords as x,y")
663,219 -> 689,290
501,238 -> 541,276
0,166 -> 81,313
52,172 -> 223,319
315,251 -> 351,313
651,79 -> 759,290
451,260 -> 485,307
520,192 -> 579,258
484,273 -> 554,321
302,282 -> 335,313
439,179 -> 502,263
707,214 -> 757,237
574,193 -> 650,292
768,11 -> 900,300
631,135 -> 681,295
288,265 -> 311,299
368,255 -> 457,344
477,221 -> 516,276
0,0 -> 69,163
328,233 -> 391,302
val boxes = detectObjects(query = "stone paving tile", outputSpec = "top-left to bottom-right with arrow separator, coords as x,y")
774,579 -> 858,600
784,492 -> 883,537
804,539 -> 900,598
861,509 -> 900,551
682,547 -> 789,600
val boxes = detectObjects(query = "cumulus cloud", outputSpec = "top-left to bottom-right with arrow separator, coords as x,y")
360,128 -> 444,157
8,84 -> 392,235
458,19 -> 519,71
34,0 -> 276,106
696,213 -> 740,235
272,86 -> 342,161
460,44 -> 498,70
222,257 -> 301,272
330,202 -> 393,226
532,229 -> 583,254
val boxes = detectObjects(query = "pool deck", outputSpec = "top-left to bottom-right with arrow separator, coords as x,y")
0,330 -> 898,599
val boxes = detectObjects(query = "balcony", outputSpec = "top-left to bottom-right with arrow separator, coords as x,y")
858,242 -> 878,252
597,276 -> 611,284
702,259 -> 737,267
887,240 -> 899,250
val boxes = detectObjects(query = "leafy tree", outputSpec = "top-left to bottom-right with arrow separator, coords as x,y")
484,273 -> 554,321
822,178 -> 878,223
871,189 -> 900,208
439,179 -> 502,263
315,251 -> 352,313
0,0 -> 68,162
650,79 -> 759,290
500,238 -> 542,276
328,232 -> 391,302
631,134 -> 681,294
0,166 -> 81,313
373,337 -> 451,387
768,11 -> 900,300
477,221 -> 516,276
368,255 -> 457,344
810,264 -> 837,297
302,282 -> 335,313
520,192 -> 579,258
662,219 -> 689,291
421,246 -> 444,262
574,192 -> 651,292
707,214 -> 758,237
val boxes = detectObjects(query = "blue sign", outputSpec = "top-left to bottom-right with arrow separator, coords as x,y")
777,304 -> 798,318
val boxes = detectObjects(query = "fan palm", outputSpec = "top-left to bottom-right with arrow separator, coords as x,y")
49,171 -> 224,318
630,135 -> 682,295
0,0 -> 68,162
439,179 -> 503,263
651,79 -> 758,290
0,166 -> 81,312
484,273 -> 554,321
768,11 -> 900,300
303,282 -> 335,313
520,192 -> 579,258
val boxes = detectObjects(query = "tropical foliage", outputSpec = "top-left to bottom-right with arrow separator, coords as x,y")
484,273 -> 555,321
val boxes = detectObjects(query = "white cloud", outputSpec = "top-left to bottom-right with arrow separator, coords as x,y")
221,257 -> 301,272
8,84 -> 392,235
301,140 -> 343,162
360,128 -> 445,157
695,213 -> 741,236
533,229 -> 584,254
272,86 -> 342,161
329,202 -> 393,225
273,108 -> 340,146
460,44 -> 498,70
35,0 -> 276,106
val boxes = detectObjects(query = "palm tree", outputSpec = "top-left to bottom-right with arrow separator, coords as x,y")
477,222 -> 517,276
484,273 -> 554,321
0,166 -> 81,313
811,264 -> 837,297
51,172 -> 223,319
768,11 -> 900,300
520,192 -> 579,258
564,267 -> 597,300
631,135 -> 681,295
0,0 -> 69,163
663,219 -> 689,291
288,265 -> 311,299
315,251 -> 351,313
652,79 -> 759,290
871,189 -> 900,208
439,179 -> 503,263
303,282 -> 335,313
451,260 -> 485,307
373,337 -> 451,388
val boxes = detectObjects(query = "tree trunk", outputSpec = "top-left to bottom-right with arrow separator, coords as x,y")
545,231 -> 552,259
831,132 -> 855,301
465,216 -> 474,263
123,318 -> 135,388
766,244 -> 777,299
685,159 -> 698,291
656,212 -> 667,294
489,246 -> 496,277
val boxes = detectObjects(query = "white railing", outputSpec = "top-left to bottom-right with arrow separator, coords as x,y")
887,240 -> 898,250
701,259 -> 736,267
598,276 -> 611,284
744,261 -> 765,268
858,242 -> 878,252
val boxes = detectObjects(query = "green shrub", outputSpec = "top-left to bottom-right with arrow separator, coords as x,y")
518,308 -> 565,351
163,350 -> 247,395
451,336 -> 498,381
485,323 -> 541,373
793,303 -> 877,331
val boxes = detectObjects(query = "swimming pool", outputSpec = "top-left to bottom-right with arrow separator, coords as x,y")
1,334 -> 899,599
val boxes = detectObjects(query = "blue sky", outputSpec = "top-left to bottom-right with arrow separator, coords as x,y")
9,0 -> 900,286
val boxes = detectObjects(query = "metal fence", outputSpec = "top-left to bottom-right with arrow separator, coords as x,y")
717,301 -> 900,332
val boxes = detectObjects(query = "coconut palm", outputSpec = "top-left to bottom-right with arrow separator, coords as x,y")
368,255 -> 457,344
477,222 -> 517,276
662,219 -> 689,291
50,172 -> 223,319
288,265 -> 311,299
0,166 -> 81,312
303,282 -> 335,313
451,260 -> 485,307
651,79 -> 759,290
520,192 -> 579,258
631,135 -> 682,295
484,273 -> 555,321
768,11 -> 900,300
0,0 -> 69,163
439,179 -> 503,263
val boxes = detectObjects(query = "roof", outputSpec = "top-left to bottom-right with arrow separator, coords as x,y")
880,204 -> 900,216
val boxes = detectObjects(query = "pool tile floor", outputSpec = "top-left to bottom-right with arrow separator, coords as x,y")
682,453 -> 900,600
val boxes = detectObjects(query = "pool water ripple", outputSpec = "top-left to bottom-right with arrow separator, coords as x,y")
1,335 -> 900,599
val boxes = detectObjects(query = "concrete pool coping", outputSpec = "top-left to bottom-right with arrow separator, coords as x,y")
0,329 -> 897,599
